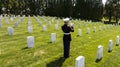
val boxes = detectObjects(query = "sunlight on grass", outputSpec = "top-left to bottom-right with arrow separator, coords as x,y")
0,16 -> 120,67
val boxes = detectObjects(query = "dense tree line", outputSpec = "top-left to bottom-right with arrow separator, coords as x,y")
105,0 -> 120,22
0,0 -> 119,21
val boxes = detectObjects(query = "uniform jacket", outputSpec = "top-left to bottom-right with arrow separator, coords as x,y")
61,24 -> 74,41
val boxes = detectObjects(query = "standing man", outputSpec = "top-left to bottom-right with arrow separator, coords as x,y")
61,18 -> 74,58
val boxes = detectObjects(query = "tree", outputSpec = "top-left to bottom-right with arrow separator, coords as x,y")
113,0 -> 120,23
74,0 -> 103,20
105,0 -> 120,23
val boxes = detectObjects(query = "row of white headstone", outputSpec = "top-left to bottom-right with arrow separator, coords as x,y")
34,16 -> 42,26
75,36 -> 120,67
28,16 -> 33,33
30,17 -> 113,34
27,33 -> 56,48
7,16 -> 114,37
78,22 -> 114,27
0,18 -> 2,28
7,23 -> 58,35
27,23 -> 59,33
78,25 -> 113,36
0,15 -> 25,28
8,23 -> 112,36
33,16 -> 115,34
14,16 -> 25,27
34,16 -> 59,31
4,16 -> 18,24
7,16 -> 25,35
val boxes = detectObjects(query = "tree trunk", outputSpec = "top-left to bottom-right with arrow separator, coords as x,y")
109,15 -> 112,22
115,16 -> 118,23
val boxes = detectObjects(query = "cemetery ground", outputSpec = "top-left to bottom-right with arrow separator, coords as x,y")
1,16 -> 120,67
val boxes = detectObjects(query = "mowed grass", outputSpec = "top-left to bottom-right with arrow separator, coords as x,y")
0,16 -> 120,67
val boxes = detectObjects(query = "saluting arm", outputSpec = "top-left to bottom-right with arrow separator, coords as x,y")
70,26 -> 74,32
69,23 -> 74,32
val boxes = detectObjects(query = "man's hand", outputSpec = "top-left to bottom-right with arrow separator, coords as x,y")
70,23 -> 74,28
70,24 -> 74,32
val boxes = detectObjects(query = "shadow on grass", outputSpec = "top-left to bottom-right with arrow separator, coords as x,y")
116,44 -> 119,46
46,57 -> 66,67
22,47 -> 28,50
108,50 -> 112,53
95,58 -> 102,63
48,42 -> 52,43
76,35 -> 80,37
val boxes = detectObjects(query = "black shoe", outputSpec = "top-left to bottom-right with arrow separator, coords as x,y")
64,56 -> 69,59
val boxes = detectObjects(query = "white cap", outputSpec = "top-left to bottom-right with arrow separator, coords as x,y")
63,18 -> 70,22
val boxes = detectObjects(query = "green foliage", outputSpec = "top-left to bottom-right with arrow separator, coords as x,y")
105,0 -> 120,22
0,0 -> 104,20
75,0 -> 103,20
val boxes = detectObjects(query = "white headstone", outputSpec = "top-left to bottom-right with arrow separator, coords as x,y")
57,20 -> 60,25
8,27 -> 14,35
93,26 -> 96,32
109,25 -> 112,28
76,56 -> 85,67
27,36 -> 34,48
39,22 -> 42,26
10,17 -> 14,21
55,24 -> 58,30
28,21 -> 32,26
108,40 -> 113,52
49,21 -> 52,26
78,23 -> 80,28
14,22 -> 18,27
78,29 -> 82,36
0,23 -> 2,28
36,19 -> 39,22
52,18 -> 54,22
0,15 -> 2,20
97,45 -> 103,60
110,25 -> 113,28
51,33 -> 56,43
87,27 -> 90,34
0,18 -> 1,22
95,22 -> 98,25
104,25 -> 106,30
5,19 -> 9,24
116,36 -> 119,46
28,26 -> 32,33
43,25 -> 47,32
28,15 -> 30,21
99,26 -> 102,31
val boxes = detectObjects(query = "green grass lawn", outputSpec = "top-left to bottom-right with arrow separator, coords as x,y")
0,16 -> 120,67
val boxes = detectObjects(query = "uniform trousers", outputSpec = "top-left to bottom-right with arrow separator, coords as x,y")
63,41 -> 70,58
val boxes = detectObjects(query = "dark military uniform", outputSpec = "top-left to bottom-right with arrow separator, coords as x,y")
61,24 -> 74,58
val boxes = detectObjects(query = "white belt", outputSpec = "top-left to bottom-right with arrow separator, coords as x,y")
64,33 -> 70,35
